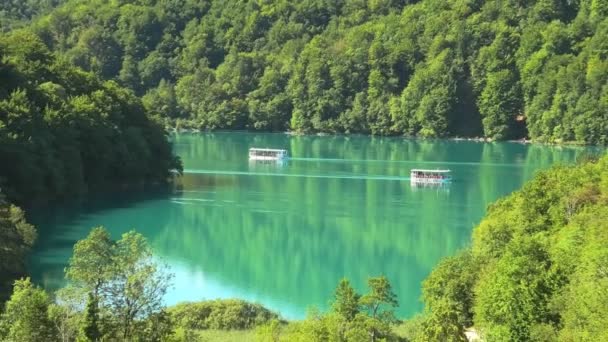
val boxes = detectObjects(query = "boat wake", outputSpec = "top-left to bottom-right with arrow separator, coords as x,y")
288,157 -> 521,167
182,169 -> 410,181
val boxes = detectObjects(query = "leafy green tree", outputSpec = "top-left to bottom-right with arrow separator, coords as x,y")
142,79 -> 180,119
65,227 -> 172,340
332,278 -> 360,321
65,227 -> 114,298
0,31 -> 181,207
49,287 -> 84,342
410,156 -> 608,340
0,191 -> 36,302
0,278 -> 56,342
107,231 -> 173,340
478,69 -> 523,140
359,276 -> 399,341
422,251 -> 476,330
360,276 -> 398,322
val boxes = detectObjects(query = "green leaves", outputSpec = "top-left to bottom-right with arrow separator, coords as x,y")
269,276 -> 401,341
0,278 -> 55,342
7,0 -> 605,143
360,276 -> 398,322
0,192 -> 36,302
65,227 -> 114,294
332,278 -> 361,321
65,227 -> 173,340
0,31 -> 181,205
416,155 -> 608,340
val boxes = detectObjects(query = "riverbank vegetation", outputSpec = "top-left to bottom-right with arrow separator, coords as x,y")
0,27 -> 180,308
0,192 -> 36,303
0,30 -> 181,206
5,0 -> 604,144
0,226 -> 406,341
403,154 -> 608,341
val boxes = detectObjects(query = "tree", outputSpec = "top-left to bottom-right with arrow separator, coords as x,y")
359,276 -> 399,341
64,227 -> 172,340
0,191 -> 36,302
0,278 -> 56,342
422,251 -> 476,329
478,69 -> 523,140
360,276 -> 398,322
332,278 -> 360,321
49,287 -> 84,342
65,226 -> 114,299
106,231 -> 173,340
82,292 -> 101,341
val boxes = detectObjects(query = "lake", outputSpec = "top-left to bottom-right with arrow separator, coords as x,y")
29,132 -> 597,319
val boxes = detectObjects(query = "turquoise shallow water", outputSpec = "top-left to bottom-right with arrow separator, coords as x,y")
29,133 -> 598,319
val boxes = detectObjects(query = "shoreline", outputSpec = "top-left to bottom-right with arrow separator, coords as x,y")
167,128 -> 601,148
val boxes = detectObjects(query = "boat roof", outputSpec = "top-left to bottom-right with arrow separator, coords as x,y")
249,148 -> 287,152
411,169 -> 451,173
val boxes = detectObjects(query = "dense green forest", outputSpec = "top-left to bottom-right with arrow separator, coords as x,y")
1,0 -> 181,312
0,0 -> 66,32
404,154 -> 608,341
0,30 -> 181,205
10,0 -> 605,143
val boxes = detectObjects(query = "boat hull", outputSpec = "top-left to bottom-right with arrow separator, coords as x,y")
410,177 -> 452,184
249,156 -> 288,161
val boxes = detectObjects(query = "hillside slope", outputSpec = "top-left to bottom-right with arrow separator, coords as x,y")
19,0 -> 608,143
0,31 -> 181,205
416,154 -> 608,341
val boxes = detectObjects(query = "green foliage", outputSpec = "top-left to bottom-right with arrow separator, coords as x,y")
360,276 -> 399,322
0,30 -> 181,206
0,0 -> 65,32
256,276 -> 402,341
418,251 -> 475,341
4,0 -> 601,143
49,287 -> 84,342
413,154 -> 608,341
332,278 -> 360,321
82,292 -> 101,341
0,191 -> 36,302
64,227 -> 173,340
168,299 -> 278,331
0,278 -> 56,342
65,227 -> 113,297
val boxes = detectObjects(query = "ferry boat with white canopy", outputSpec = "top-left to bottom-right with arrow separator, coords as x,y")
410,169 -> 452,184
249,148 -> 289,161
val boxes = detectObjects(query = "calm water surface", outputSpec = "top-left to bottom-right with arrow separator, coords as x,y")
29,133 -> 597,319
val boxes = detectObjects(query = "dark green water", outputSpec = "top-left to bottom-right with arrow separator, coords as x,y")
29,133 -> 597,319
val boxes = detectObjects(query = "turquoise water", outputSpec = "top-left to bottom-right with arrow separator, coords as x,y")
29,133 -> 597,319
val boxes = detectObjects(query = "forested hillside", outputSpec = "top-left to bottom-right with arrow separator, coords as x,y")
409,155 -> 608,341
0,0 -> 66,32
0,31 -> 181,205
19,0 -> 608,143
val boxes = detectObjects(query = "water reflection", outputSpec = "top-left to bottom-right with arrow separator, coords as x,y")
29,133 -> 600,319
248,159 -> 288,169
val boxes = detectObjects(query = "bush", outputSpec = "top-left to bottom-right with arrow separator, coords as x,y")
168,299 -> 279,331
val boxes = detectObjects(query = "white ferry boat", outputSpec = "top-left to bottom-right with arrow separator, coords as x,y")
410,169 -> 452,184
249,148 -> 289,161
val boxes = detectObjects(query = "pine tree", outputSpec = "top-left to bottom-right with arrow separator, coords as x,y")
332,278 -> 360,321
82,292 -> 101,341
